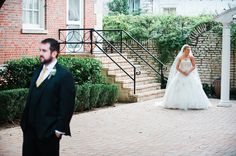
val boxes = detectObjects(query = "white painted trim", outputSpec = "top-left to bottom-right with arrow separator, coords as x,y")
66,0 -> 83,27
22,0 -> 46,31
217,23 -> 232,107
21,28 -> 48,34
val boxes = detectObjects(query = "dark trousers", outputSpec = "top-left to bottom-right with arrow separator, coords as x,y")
22,126 -> 60,156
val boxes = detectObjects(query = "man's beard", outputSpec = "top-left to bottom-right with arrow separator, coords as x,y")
40,55 -> 53,65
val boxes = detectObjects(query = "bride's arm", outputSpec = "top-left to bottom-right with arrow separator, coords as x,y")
187,56 -> 196,74
176,58 -> 187,76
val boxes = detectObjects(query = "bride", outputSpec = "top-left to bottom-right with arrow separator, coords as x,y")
161,44 -> 210,110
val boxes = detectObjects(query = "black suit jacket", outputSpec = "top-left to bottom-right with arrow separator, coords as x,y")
20,63 -> 75,139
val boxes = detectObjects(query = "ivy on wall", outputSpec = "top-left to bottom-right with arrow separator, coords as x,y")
103,15 -> 236,63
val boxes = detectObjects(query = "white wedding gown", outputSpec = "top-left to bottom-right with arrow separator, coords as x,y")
161,58 -> 210,110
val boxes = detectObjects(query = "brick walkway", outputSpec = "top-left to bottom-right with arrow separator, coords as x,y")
0,98 -> 236,156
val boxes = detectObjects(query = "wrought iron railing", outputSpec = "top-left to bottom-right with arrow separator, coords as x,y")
59,28 -> 138,94
58,28 -> 167,93
97,29 -> 168,88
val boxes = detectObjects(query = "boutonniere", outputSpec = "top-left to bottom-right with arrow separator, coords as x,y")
48,68 -> 57,79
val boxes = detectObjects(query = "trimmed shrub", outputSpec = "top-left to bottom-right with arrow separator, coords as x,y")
0,88 -> 28,124
58,57 -> 106,85
89,84 -> 103,108
0,56 -> 105,90
97,84 -> 110,107
0,57 -> 40,90
75,84 -> 91,111
107,84 -> 119,105
0,84 -> 118,125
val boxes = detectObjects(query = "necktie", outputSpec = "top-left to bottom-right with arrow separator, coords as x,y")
36,67 -> 47,87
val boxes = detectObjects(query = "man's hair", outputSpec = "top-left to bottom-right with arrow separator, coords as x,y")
41,38 -> 60,56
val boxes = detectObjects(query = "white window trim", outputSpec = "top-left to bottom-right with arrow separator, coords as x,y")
22,0 -> 47,34
129,0 -> 140,12
66,0 -> 83,26
162,7 -> 176,15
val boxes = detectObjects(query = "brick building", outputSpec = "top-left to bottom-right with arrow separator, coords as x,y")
0,0 -> 101,64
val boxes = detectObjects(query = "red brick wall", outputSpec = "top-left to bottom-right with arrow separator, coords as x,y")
84,0 -> 96,28
84,0 -> 97,53
0,0 -> 96,64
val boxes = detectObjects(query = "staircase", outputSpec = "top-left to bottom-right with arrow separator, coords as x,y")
59,28 -> 167,103
94,53 -> 165,102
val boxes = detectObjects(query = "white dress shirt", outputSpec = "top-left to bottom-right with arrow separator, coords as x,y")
36,59 -> 58,83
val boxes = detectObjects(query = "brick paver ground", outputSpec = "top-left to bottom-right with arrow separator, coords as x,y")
0,98 -> 236,156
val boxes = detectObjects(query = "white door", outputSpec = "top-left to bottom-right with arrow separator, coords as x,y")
66,0 -> 83,52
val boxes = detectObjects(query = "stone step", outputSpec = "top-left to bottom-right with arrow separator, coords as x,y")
136,89 -> 165,102
102,62 -> 138,70
123,81 -> 160,88
96,51 -> 165,102
126,53 -> 156,57
94,53 -> 128,58
114,72 -> 154,80
129,83 -> 161,94
106,64 -> 142,72
119,76 -> 157,85
107,63 -> 141,69
94,53 -> 129,62
108,69 -> 144,76
97,57 -> 133,63
106,66 -> 134,74
97,59 -> 134,65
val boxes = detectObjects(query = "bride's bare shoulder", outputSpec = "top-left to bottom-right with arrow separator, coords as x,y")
179,55 -> 184,60
189,56 -> 195,60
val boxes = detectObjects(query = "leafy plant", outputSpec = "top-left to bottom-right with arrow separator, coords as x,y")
0,56 -> 106,90
0,84 -> 119,124
0,57 -> 40,90
107,0 -> 129,15
103,15 -> 236,63
0,88 -> 28,124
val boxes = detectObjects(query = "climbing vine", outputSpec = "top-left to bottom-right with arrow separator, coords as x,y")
103,15 -> 236,63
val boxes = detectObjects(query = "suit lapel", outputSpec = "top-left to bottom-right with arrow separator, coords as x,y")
26,64 -> 43,109
31,65 -> 43,90
35,62 -> 60,103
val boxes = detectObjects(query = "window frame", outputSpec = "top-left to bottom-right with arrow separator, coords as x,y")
163,7 -> 176,15
129,0 -> 140,13
22,0 -> 47,34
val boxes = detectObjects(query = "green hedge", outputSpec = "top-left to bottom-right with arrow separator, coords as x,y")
0,56 -> 105,90
0,57 -> 40,91
75,84 -> 118,111
0,88 -> 28,124
0,84 -> 118,125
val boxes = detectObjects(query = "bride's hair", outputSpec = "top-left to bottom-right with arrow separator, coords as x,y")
182,44 -> 191,52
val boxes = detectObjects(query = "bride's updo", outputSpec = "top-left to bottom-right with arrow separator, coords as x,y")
182,44 -> 191,52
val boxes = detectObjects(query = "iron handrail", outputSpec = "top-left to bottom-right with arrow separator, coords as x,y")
58,28 -> 137,94
93,29 -> 137,94
97,29 -> 167,88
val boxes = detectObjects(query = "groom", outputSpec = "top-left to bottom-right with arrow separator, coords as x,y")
20,38 -> 75,156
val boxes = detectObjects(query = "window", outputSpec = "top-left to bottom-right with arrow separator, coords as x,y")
163,8 -> 176,15
129,0 -> 140,12
66,0 -> 83,52
22,0 -> 46,33
68,0 -> 81,23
